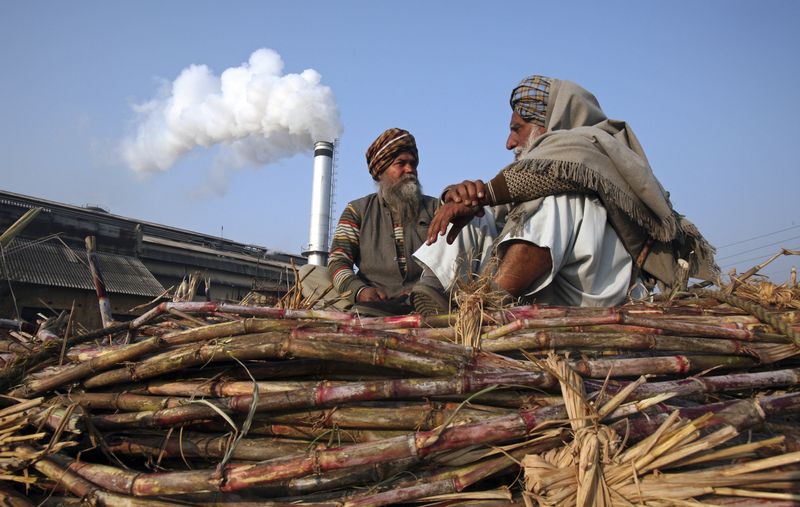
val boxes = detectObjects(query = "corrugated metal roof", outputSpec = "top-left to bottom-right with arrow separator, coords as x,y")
0,239 -> 165,297
0,189 -> 306,265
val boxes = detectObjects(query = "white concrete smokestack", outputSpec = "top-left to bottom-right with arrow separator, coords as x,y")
304,141 -> 334,266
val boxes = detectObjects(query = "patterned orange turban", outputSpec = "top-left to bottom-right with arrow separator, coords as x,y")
365,128 -> 418,180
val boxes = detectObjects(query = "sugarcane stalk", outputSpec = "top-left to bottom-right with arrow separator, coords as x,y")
20,446 -> 183,506
228,358 -> 400,379
617,391 -> 800,442
435,391 -> 563,409
259,457 -> 419,498
290,328 -> 473,362
130,301 -> 346,328
104,433 -> 313,461
129,301 -> 456,330
480,314 -> 624,339
482,330 -> 758,356
84,333 -> 459,389
568,354 -> 757,378
85,236 -> 114,328
258,458 -> 419,496
0,319 -> 36,334
569,323 -> 667,334
136,360 -> 402,391
34,313 -> 67,345
0,341 -> 33,354
705,494 -> 800,506
162,318 -> 307,346
137,378 -> 561,410
497,306 -> 619,321
57,318 -> 328,374
139,379 -> 328,397
696,288 -> 800,347
596,367 -> 800,401
342,439 -> 560,507
29,404 -> 82,435
167,307 -> 207,327
257,402 -> 509,430
341,314 -> 454,330
170,493 -> 344,506
106,370 -> 558,409
66,392 -> 188,412
91,400 -> 510,431
65,343 -> 132,362
0,483 -> 34,507
197,421 -> 407,442
468,350 -> 529,374
82,332 -> 284,388
404,327 -> 457,340
70,455 -> 420,500
624,304 -> 746,317
11,334 -> 167,398
636,315 -> 762,326
621,315 -> 756,340
0,207 -> 41,249
419,499 -> 526,507
483,309 -> 778,340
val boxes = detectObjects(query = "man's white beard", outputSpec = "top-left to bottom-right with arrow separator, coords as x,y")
379,175 -> 422,224
514,128 -> 542,161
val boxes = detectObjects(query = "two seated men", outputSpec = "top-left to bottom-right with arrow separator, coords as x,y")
302,75 -> 717,315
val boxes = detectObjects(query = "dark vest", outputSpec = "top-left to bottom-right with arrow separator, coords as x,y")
350,193 -> 439,298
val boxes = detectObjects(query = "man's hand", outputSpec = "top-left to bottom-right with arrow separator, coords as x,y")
357,287 -> 387,302
427,202 -> 482,245
444,179 -> 487,207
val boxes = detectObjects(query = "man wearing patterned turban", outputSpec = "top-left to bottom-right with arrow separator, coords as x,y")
301,128 -> 439,315
411,76 -> 718,314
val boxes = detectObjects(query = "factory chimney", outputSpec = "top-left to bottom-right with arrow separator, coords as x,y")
304,141 -> 335,266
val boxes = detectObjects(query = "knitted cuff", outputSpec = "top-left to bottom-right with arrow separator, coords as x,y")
486,173 -> 512,205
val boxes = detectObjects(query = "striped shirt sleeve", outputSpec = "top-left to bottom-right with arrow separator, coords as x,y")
328,203 -> 367,302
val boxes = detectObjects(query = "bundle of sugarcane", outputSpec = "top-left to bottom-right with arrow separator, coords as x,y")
521,355 -> 800,506
0,282 -> 799,505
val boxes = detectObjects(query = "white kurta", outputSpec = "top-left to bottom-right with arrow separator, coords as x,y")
413,194 -> 632,307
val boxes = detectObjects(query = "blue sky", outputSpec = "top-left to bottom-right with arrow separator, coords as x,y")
1,1 -> 798,282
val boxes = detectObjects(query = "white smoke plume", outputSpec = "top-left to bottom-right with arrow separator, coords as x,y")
122,48 -> 341,176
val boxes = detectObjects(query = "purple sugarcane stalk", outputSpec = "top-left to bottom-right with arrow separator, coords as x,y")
85,236 -> 113,328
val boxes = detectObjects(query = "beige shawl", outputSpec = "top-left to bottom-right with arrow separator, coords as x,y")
492,79 -> 718,285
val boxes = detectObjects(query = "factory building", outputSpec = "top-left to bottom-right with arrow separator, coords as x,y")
0,189 -> 304,328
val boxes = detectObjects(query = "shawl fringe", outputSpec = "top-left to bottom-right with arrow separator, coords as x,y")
508,158 -> 678,243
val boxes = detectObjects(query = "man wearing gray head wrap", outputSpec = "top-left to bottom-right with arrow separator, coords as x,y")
509,75 -> 550,128
411,75 -> 717,314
